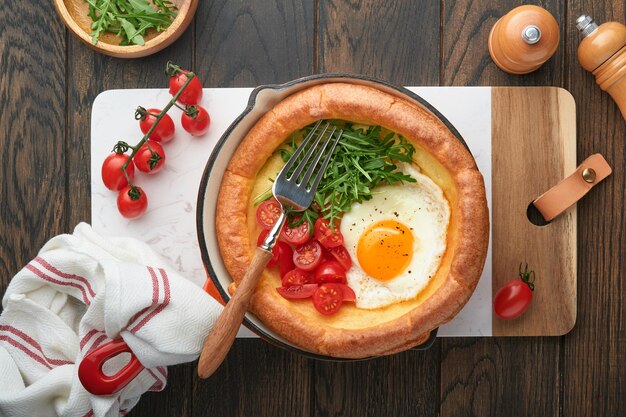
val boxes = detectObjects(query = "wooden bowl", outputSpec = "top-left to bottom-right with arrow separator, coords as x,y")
53,0 -> 198,58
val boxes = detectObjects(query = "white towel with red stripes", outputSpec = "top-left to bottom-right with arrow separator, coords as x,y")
0,223 -> 222,417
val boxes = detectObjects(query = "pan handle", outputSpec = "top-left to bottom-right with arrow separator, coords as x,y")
78,338 -> 144,395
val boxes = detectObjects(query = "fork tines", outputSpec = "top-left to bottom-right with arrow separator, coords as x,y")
280,121 -> 342,192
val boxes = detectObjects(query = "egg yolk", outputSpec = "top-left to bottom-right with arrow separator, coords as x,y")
356,219 -> 414,282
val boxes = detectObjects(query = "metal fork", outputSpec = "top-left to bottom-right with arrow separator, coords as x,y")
198,121 -> 342,378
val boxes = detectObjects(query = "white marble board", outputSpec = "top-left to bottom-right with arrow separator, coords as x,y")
90,87 -> 493,337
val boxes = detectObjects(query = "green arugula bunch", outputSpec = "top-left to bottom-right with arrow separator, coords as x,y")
257,121 -> 417,231
86,0 -> 178,46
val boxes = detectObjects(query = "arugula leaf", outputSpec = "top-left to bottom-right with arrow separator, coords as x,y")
85,0 -> 178,46
118,17 -> 145,45
261,121 -> 417,231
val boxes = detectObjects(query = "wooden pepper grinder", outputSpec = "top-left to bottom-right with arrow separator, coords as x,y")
488,5 -> 560,74
576,15 -> 626,120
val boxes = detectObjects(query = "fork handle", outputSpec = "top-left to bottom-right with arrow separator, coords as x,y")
197,247 -> 273,378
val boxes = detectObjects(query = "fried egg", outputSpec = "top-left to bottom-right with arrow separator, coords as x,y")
340,163 -> 450,309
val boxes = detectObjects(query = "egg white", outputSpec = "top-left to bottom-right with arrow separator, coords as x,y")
340,163 -> 450,309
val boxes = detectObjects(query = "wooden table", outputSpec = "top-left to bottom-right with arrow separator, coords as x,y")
1,1 -> 624,416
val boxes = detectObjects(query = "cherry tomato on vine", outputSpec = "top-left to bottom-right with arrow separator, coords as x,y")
133,141 -> 166,174
181,105 -> 210,136
102,153 -> 135,191
138,108 -> 175,143
117,186 -> 148,219
169,70 -> 203,105
493,264 -> 536,320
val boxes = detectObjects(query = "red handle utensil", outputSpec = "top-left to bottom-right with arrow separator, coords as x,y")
78,338 -> 144,395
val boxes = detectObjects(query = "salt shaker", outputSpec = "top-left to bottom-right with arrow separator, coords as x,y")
576,15 -> 626,120
488,5 -> 560,74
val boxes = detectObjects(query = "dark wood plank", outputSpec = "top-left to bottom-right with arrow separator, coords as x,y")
195,0 -> 314,87
192,2 -> 315,417
0,0 -> 67,304
441,337 -> 561,416
443,0 -> 564,86
562,1 -> 626,416
313,346 -> 440,417
440,1 -> 565,416
318,0 -> 439,85
65,18 -> 195,417
137,363 -> 195,416
192,340 -> 312,417
314,2 -> 441,416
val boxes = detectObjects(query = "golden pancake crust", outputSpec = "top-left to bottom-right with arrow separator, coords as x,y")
215,83 -> 489,358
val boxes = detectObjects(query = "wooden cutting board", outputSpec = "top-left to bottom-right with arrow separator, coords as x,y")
491,87 -> 576,336
89,86 -> 577,337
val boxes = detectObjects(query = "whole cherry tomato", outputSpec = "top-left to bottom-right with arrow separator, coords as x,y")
133,141 -> 166,174
169,70 -> 203,105
138,108 -> 175,143
181,105 -> 210,136
102,153 -> 134,191
494,264 -> 536,320
117,186 -> 148,219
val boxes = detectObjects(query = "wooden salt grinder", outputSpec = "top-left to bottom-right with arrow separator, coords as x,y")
576,15 -> 626,120
488,5 -> 560,74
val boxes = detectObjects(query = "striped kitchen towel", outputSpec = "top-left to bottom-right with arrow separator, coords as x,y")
0,223 -> 222,417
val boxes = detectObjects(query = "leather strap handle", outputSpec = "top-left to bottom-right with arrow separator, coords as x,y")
533,153 -> 612,221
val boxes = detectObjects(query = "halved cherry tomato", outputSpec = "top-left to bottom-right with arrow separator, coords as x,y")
338,284 -> 356,302
169,70 -> 203,105
256,199 -> 282,229
312,283 -> 344,315
293,240 -> 322,271
273,243 -> 294,277
280,218 -> 310,245
277,284 -> 318,300
314,260 -> 347,284
257,230 -> 294,277
133,141 -> 165,174
139,108 -> 175,142
327,245 -> 352,270
494,264 -> 535,320
314,218 -> 344,248
102,153 -> 134,191
281,268 -> 312,287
